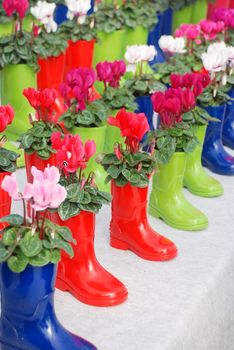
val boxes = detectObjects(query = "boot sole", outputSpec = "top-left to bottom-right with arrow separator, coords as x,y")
148,205 -> 208,231
202,159 -> 234,176
110,236 -> 178,262
56,278 -> 128,307
183,185 -> 224,198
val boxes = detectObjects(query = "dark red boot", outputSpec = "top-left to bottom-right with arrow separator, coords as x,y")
110,181 -> 178,261
49,211 -> 128,307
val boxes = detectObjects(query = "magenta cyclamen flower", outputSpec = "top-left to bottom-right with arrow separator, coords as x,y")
61,68 -> 96,111
3,0 -> 29,19
96,60 -> 126,89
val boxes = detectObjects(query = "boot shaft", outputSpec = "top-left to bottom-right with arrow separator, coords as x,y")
152,152 -> 186,194
203,104 -> 226,143
111,181 -> 149,220
186,125 -> 206,166
0,263 -> 55,318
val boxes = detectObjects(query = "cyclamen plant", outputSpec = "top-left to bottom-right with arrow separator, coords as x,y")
19,87 -> 62,159
50,132 -> 112,220
100,108 -> 156,188
60,67 -> 108,129
149,85 -> 199,164
0,165 -> 75,273
2,0 -> 29,30
169,72 -> 213,126
123,44 -> 165,96
0,104 -> 19,172
96,60 -> 137,111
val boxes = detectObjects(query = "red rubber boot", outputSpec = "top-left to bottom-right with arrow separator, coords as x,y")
110,182 -> 178,261
50,211 -> 128,307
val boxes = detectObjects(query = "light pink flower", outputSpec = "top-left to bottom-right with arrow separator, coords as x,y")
1,173 -> 21,200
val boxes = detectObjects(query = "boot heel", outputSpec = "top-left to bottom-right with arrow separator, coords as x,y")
56,278 -> 68,292
148,205 -> 160,219
110,237 -> 129,251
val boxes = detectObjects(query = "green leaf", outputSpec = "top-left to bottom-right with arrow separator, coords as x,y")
50,249 -> 61,263
19,231 -> 43,258
58,201 -> 80,221
0,214 -> 24,225
7,255 -> 29,273
3,227 -> 17,246
0,241 -> 10,261
29,249 -> 51,267
107,165 -> 121,179
56,225 -> 76,244
21,133 -> 34,149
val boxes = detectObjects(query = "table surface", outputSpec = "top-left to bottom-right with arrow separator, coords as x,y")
14,159 -> 234,350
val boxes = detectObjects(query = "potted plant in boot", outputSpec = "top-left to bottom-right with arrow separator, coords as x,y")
31,0 -> 68,117
96,59 -> 137,153
59,0 -> 96,77
122,0 -> 158,48
100,108 -> 178,261
0,0 -> 47,141
59,67 -> 109,191
124,44 -> 166,131
19,87 -> 63,182
48,131 -> 128,307
93,1 -> 126,65
0,165 -> 97,350
149,85 -> 209,231
199,41 -> 234,175
170,72 -> 224,197
0,104 -> 19,229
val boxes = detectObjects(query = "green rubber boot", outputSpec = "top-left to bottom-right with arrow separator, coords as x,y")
173,4 -> 193,32
73,125 -> 109,192
0,22 -> 12,37
104,110 -> 124,154
149,152 -> 208,231
1,64 -> 36,141
190,0 -> 208,23
125,26 -> 148,47
94,30 -> 126,66
183,125 -> 223,197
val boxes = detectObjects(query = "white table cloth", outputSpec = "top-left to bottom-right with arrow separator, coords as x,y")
14,165 -> 234,350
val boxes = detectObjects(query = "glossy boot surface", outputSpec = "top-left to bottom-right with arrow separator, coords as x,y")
223,88 -> 234,150
184,125 -> 223,197
50,211 -> 128,307
1,64 -> 36,141
202,104 -> 234,175
149,153 -> 208,231
72,126 -> 109,192
110,181 -> 177,261
104,110 -> 124,154
0,263 -> 97,350
135,95 -> 156,132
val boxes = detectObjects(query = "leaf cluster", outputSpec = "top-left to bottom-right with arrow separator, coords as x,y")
19,121 -> 61,160
0,147 -> 19,172
59,15 -> 97,42
122,1 -> 158,30
182,106 -> 214,127
60,99 -> 108,129
149,121 -> 199,165
34,27 -> 68,58
0,31 -> 41,71
101,151 -> 155,188
124,74 -> 166,97
58,177 -> 112,221
197,86 -> 231,107
102,86 -> 137,111
168,0 -> 196,10
94,3 -> 126,33
0,214 -> 75,273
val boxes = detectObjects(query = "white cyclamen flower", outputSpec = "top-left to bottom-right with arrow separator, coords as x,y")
31,1 -> 57,33
159,35 -> 186,54
201,52 -> 227,73
65,0 -> 91,22
125,45 -> 156,64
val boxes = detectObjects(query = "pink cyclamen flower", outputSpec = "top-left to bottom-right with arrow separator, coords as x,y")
1,173 -> 21,200
84,140 -> 96,161
31,165 -> 60,185
3,0 -> 29,19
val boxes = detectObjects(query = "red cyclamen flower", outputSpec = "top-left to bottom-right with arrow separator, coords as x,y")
0,105 -> 14,133
108,108 -> 149,153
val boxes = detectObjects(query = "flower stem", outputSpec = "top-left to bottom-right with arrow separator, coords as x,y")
39,210 -> 48,240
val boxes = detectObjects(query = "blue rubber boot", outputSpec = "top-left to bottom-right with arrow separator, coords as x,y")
148,12 -> 165,65
161,8 -> 173,35
0,263 -> 97,350
54,4 -> 68,24
223,88 -> 234,150
202,104 -> 234,175
135,95 -> 157,132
